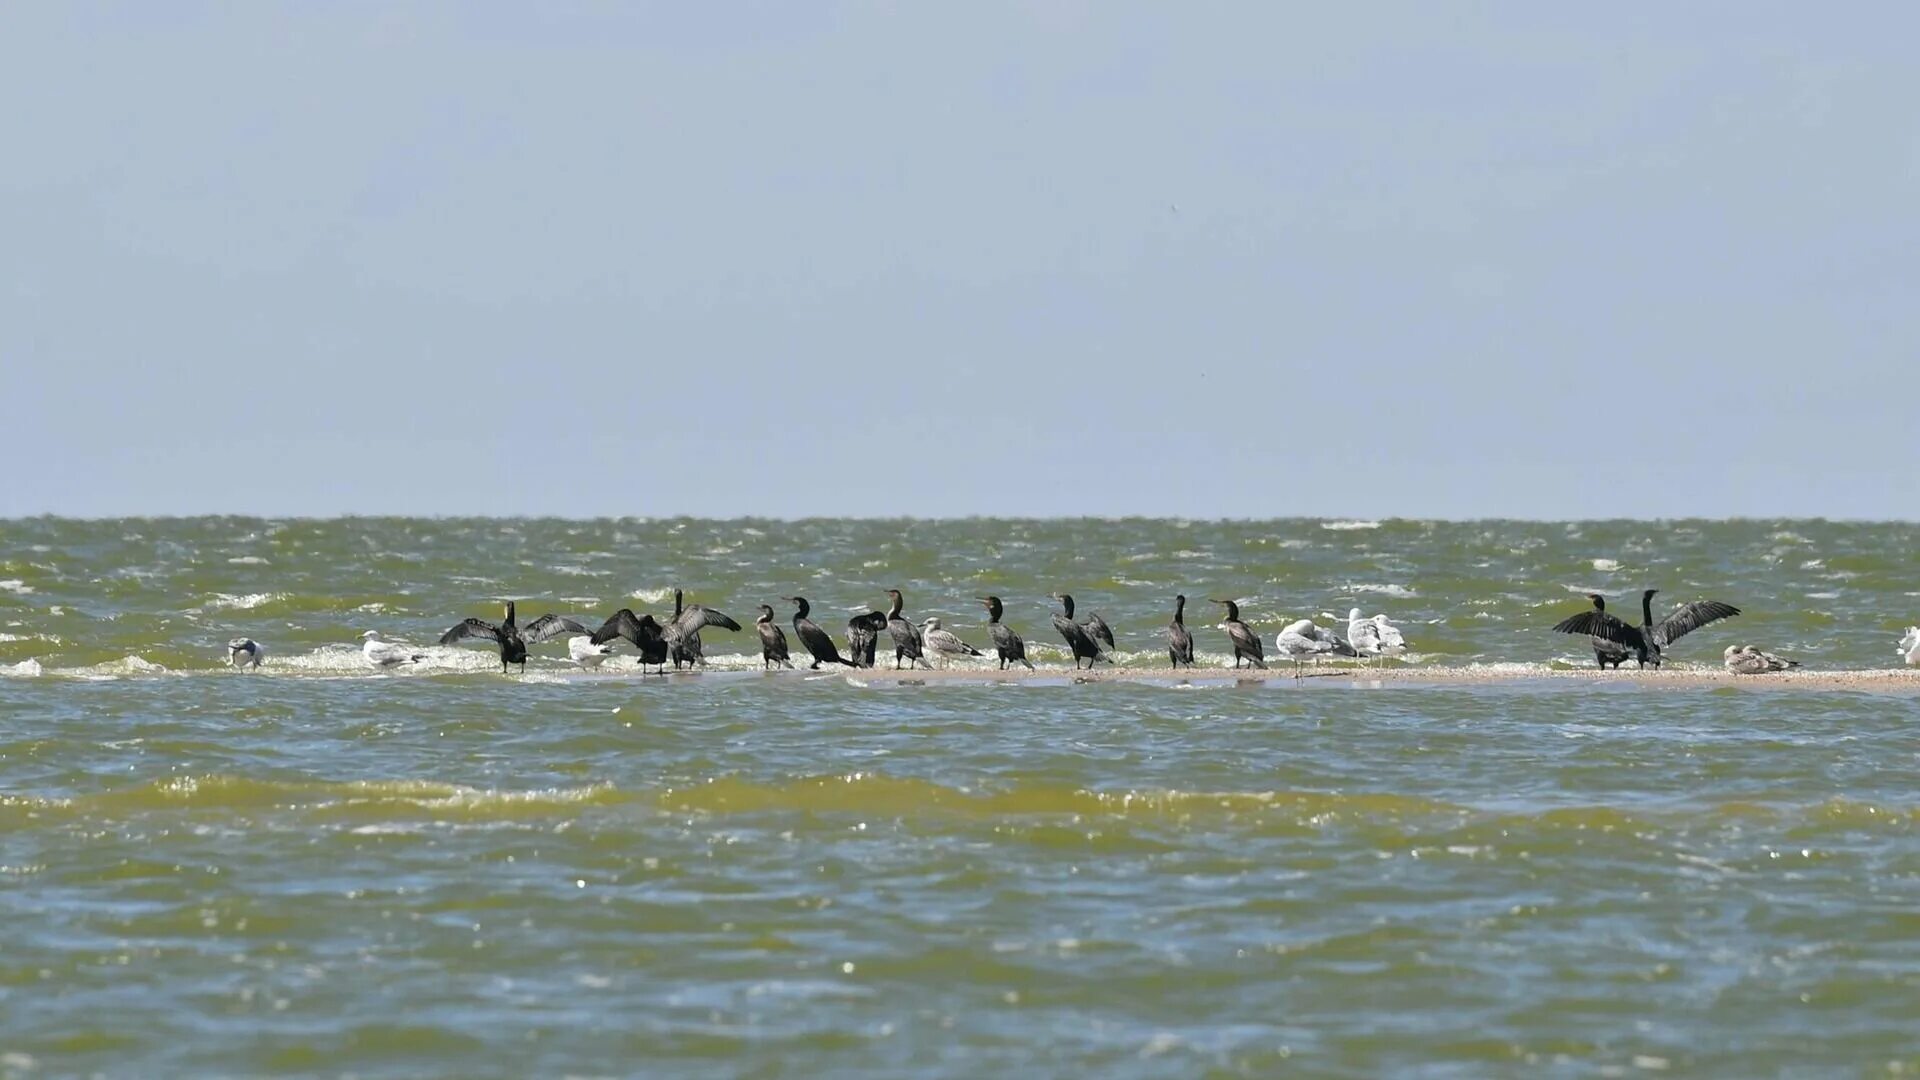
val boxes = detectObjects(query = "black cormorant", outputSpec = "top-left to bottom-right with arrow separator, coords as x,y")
1050,593 -> 1110,669
846,611 -> 887,668
1166,595 -> 1195,668
976,596 -> 1034,670
755,604 -> 793,669
664,588 -> 743,670
1551,589 -> 1740,668
589,608 -> 671,674
440,601 -> 587,673
1211,598 -> 1266,668
883,589 -> 929,669
784,596 -> 855,669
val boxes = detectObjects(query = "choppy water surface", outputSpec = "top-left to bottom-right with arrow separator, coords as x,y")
2,517 -> 1917,1076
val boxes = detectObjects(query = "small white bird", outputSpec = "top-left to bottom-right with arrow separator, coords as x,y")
227,637 -> 266,670
361,630 -> 425,668
920,617 -> 985,666
568,634 -> 615,670
1276,619 -> 1356,677
1723,644 -> 1799,675
1347,608 -> 1408,667
1898,627 -> 1920,666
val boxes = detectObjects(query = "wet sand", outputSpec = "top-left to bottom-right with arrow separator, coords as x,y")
840,664 -> 1920,692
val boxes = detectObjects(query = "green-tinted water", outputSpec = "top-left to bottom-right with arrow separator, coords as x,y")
2,518 -> 1917,1075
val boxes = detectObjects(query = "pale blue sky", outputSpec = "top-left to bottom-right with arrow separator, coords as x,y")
4,3 -> 1914,519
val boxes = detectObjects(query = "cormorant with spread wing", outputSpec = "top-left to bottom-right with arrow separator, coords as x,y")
440,601 -> 588,673
589,608 -> 671,674
665,588 -> 743,670
1551,588 -> 1740,668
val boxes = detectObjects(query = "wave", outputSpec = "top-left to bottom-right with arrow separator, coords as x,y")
0,579 -> 34,594
1320,520 -> 1381,531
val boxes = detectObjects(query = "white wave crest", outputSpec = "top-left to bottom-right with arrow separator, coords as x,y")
205,592 -> 281,611
1350,583 -> 1417,598
226,556 -> 270,566
628,587 -> 674,604
0,579 -> 34,595
1321,520 -> 1381,531
1590,559 -> 1620,572
2,659 -> 42,678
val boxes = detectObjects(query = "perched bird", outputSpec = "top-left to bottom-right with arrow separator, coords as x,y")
977,595 -> 1033,670
1551,589 -> 1740,669
1724,644 -> 1799,675
1276,619 -> 1355,676
227,637 -> 266,670
567,635 -> 615,670
1165,595 -> 1195,669
361,630 -> 426,668
589,608 -> 671,674
1347,608 -> 1408,667
1899,627 -> 1920,666
440,601 -> 589,673
846,611 -> 888,668
1050,593 -> 1110,669
882,589 -> 929,670
920,616 -> 984,666
784,596 -> 855,669
664,588 -> 742,670
1550,594 -> 1637,669
755,604 -> 793,669
1211,598 -> 1266,669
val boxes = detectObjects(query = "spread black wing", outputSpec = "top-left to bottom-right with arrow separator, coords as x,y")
591,609 -> 665,649
1551,610 -> 1647,650
1082,614 -> 1115,649
523,614 -> 590,643
1655,600 -> 1740,646
678,605 -> 742,634
439,618 -> 503,646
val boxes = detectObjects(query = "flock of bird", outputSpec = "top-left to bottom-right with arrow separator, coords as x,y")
216,585 -> 1920,678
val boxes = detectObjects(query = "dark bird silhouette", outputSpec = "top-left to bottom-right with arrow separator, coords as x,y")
1552,594 -> 1636,669
883,589 -> 929,669
977,595 -> 1034,670
1166,595 -> 1195,668
755,604 -> 793,669
439,601 -> 587,673
783,596 -> 856,669
665,588 -> 743,670
846,611 -> 887,668
589,608 -> 671,674
1211,598 -> 1266,668
1552,589 -> 1740,668
1051,592 -> 1110,669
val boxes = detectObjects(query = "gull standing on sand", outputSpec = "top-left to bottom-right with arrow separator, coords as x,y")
567,635 -> 615,670
977,596 -> 1033,670
227,637 -> 265,670
1211,599 -> 1267,669
361,630 -> 426,668
1347,608 -> 1408,667
1724,644 -> 1799,674
1276,618 -> 1355,676
1899,627 -> 1920,666
883,589 -> 929,670
920,617 -> 984,666
1166,595 -> 1195,669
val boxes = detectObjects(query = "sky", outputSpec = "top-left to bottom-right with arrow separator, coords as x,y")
3,3 -> 1915,520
